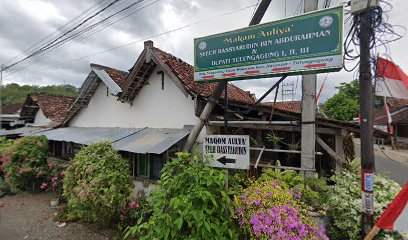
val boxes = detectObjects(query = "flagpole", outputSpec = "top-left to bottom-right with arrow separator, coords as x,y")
364,226 -> 380,240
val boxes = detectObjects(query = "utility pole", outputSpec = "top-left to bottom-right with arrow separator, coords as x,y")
358,9 -> 375,237
183,0 -> 273,152
300,0 -> 318,178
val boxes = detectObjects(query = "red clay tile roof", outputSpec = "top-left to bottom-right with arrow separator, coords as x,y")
261,101 -> 302,113
374,98 -> 408,124
152,48 -> 256,104
28,93 -> 75,124
2,103 -> 23,114
91,63 -> 128,88
374,107 -> 408,124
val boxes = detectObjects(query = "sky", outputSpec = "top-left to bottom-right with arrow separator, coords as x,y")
0,0 -> 407,102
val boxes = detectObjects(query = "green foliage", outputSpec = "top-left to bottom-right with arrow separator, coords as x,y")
1,83 -> 78,107
1,136 -> 49,192
257,165 -> 329,210
117,190 -> 153,239
326,166 -> 402,240
336,80 -> 360,103
63,141 -> 133,226
322,92 -> 359,121
127,152 -> 239,239
0,137 -> 13,154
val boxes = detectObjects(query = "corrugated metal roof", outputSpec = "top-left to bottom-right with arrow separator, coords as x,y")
28,127 -> 141,145
92,67 -> 122,95
25,127 -> 191,154
113,127 -> 191,154
0,127 -> 52,136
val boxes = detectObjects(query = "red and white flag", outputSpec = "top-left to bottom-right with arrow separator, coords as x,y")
376,182 -> 408,232
376,57 -> 408,99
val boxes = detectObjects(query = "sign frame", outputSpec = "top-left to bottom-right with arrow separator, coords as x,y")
203,135 -> 250,170
194,6 -> 344,82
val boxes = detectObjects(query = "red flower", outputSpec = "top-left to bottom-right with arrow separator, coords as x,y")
60,171 -> 65,177
40,183 -> 47,189
47,163 -> 53,169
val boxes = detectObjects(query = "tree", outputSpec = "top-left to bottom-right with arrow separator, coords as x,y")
322,92 -> 359,121
321,80 -> 359,121
1,83 -> 78,107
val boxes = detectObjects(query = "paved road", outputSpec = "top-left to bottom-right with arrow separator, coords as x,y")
355,144 -> 408,186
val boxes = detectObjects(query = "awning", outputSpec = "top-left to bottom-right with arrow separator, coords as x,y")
27,127 -> 142,145
113,127 -> 191,154
0,127 -> 51,137
27,126 -> 192,154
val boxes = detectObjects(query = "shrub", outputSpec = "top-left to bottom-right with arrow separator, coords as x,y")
326,167 -> 402,239
1,136 -> 49,192
63,141 -> 133,226
117,190 -> 152,238
258,166 -> 329,209
234,179 -> 328,239
126,152 -> 239,239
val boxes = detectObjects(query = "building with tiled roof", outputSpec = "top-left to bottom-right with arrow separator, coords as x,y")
261,101 -> 302,113
2,103 -> 23,114
374,98 -> 408,141
20,93 -> 75,126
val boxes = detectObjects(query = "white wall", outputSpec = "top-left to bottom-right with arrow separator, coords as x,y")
69,66 -> 198,129
34,108 -> 52,125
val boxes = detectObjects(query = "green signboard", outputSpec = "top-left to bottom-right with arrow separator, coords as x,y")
194,6 -> 344,82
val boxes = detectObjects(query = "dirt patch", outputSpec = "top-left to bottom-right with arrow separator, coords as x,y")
0,192 -> 116,240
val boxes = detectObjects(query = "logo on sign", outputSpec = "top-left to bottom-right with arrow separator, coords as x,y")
319,16 -> 333,28
198,41 -> 207,50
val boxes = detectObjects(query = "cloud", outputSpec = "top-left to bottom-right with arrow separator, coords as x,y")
0,0 -> 406,104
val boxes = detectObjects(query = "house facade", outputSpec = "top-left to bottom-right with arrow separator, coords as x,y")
29,41 -> 255,186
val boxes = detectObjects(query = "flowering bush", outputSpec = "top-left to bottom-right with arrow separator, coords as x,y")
1,136 -> 49,192
63,141 -> 133,226
326,167 -> 402,239
126,152 -> 239,239
117,190 -> 152,238
258,166 -> 329,209
234,179 -> 328,239
39,162 -> 68,198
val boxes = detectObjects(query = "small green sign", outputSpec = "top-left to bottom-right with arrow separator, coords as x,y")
194,6 -> 344,82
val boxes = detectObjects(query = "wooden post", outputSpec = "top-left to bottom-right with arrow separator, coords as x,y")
301,0 -> 318,178
335,129 -> 347,172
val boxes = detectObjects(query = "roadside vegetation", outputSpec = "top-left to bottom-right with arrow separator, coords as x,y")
0,137 -> 404,239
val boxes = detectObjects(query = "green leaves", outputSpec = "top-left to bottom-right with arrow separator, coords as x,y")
128,152 -> 239,239
63,141 -> 133,227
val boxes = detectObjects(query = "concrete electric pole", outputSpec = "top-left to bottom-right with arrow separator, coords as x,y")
300,0 -> 318,178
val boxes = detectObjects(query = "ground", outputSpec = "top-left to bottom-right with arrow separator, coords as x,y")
0,192 -> 116,240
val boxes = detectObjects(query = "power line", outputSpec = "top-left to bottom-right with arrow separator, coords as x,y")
1,0 -> 114,66
5,0 -> 158,77
4,0 -> 125,71
3,3 -> 257,81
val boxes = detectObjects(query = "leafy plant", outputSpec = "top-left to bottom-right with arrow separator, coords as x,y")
266,132 -> 283,146
117,190 -> 152,239
63,141 -> 133,227
126,152 -> 239,239
326,166 -> 402,240
234,179 -> 328,239
257,163 -> 329,209
1,136 -> 49,192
